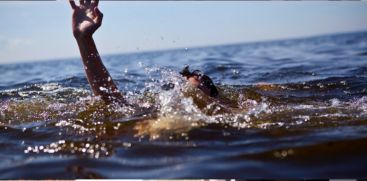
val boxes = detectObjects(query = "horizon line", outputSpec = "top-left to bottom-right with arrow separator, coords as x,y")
1,29 -> 366,65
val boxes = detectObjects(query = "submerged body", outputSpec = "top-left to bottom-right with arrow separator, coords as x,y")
1,29 -> 367,179
0,0 -> 366,178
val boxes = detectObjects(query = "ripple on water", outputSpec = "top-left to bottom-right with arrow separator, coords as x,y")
1,31 -> 367,178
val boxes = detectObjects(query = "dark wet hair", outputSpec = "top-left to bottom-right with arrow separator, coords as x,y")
180,66 -> 219,98
180,65 -> 192,77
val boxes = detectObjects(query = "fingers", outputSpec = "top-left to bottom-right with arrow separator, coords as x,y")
69,0 -> 77,9
94,7 -> 103,26
91,0 -> 99,7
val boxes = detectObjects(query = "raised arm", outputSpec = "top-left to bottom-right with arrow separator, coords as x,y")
69,0 -> 124,104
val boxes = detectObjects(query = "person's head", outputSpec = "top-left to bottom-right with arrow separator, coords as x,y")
180,66 -> 219,98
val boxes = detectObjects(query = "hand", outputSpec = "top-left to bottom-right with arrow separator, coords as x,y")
69,0 -> 103,39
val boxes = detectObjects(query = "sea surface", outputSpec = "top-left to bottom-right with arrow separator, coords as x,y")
0,31 -> 367,179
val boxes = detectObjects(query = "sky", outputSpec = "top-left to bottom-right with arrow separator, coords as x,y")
0,1 -> 367,64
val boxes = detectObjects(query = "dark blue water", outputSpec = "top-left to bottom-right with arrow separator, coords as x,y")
0,31 -> 367,179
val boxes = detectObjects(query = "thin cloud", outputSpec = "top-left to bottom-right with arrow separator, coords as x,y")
0,37 -> 6,51
5,38 -> 33,49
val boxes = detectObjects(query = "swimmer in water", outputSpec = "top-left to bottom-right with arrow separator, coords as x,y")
180,66 -> 219,98
69,0 -> 219,104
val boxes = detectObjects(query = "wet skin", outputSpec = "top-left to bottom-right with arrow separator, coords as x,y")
70,0 -> 219,105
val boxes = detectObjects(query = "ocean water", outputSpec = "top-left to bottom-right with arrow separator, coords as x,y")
0,31 -> 367,179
